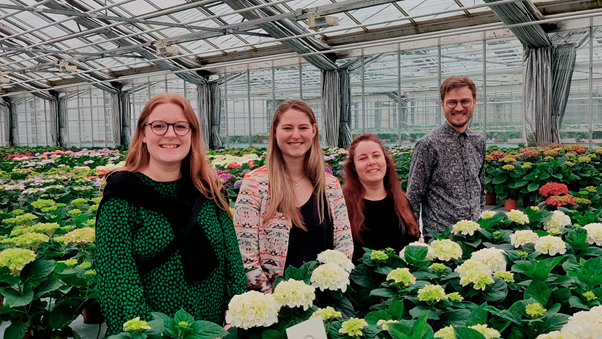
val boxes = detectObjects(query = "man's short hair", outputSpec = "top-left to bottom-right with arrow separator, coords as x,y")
440,75 -> 477,101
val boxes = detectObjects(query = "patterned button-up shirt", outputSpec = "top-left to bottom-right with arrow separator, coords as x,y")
407,124 -> 486,235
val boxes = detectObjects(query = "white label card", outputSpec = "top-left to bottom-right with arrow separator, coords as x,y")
285,316 -> 328,339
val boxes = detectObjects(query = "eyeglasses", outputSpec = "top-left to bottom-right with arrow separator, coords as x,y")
445,99 -> 474,109
144,120 -> 191,136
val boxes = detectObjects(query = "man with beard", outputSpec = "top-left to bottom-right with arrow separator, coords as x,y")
407,75 -> 486,240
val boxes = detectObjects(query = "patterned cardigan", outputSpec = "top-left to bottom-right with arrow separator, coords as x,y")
233,166 -> 354,293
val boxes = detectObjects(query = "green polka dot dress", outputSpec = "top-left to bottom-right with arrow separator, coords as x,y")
96,173 -> 247,336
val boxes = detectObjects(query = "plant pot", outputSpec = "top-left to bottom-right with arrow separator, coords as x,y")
504,198 -> 518,211
485,192 -> 497,205
82,303 -> 104,324
23,327 -> 33,339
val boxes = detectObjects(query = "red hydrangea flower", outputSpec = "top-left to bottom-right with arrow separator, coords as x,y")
519,148 -> 541,158
489,151 -> 506,160
545,195 -> 576,207
539,182 -> 569,197
566,144 -> 587,154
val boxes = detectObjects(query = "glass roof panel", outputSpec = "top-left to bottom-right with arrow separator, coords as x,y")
118,0 -> 188,17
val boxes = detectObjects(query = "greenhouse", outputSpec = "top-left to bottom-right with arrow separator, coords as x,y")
2,1 -> 602,339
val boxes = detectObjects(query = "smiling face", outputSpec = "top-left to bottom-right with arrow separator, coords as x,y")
441,86 -> 476,133
353,140 -> 387,188
274,108 -> 317,164
142,103 -> 192,172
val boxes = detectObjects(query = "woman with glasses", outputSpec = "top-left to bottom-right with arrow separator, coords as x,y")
342,133 -> 421,264
233,99 -> 353,293
96,93 -> 246,336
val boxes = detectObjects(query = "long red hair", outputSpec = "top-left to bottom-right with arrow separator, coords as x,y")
342,133 -> 420,243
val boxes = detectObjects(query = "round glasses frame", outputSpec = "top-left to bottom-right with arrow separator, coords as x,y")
144,120 -> 191,136
445,99 -> 474,109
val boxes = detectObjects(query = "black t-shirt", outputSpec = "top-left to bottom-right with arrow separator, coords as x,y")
285,194 -> 333,270
352,195 -> 419,264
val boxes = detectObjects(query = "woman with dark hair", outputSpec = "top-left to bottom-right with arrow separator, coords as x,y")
96,93 -> 246,336
343,133 -> 421,263
234,99 -> 353,293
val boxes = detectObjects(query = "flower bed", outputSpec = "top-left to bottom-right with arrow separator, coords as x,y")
1,145 -> 602,339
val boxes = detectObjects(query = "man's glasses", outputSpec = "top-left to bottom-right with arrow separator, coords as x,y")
445,99 -> 474,109
144,120 -> 191,136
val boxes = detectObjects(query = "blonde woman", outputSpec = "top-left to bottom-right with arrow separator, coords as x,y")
96,93 -> 246,336
234,99 -> 353,293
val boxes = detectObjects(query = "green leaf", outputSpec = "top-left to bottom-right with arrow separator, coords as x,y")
466,303 -> 489,326
350,264 -> 381,289
513,179 -> 529,188
565,228 -> 589,251
261,329 -> 281,339
573,257 -> 602,289
527,183 -> 540,192
454,327 -> 487,339
2,285 -> 34,307
568,296 -> 589,310
174,309 -> 195,325
410,312 -> 432,339
4,320 -> 29,339
482,279 -> 507,303
405,246 -> 431,267
48,303 -> 79,329
34,279 -> 64,298
492,174 -> 508,185
389,300 -> 405,320
20,259 -> 55,282
365,310 -> 392,325
524,280 -> 551,307
370,288 -> 397,298
439,309 -> 471,327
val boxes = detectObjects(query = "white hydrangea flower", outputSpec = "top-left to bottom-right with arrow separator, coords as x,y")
561,305 -> 602,339
455,259 -> 494,291
399,242 -> 435,262
543,210 -> 571,231
480,210 -> 498,220
470,247 -> 507,273
536,331 -> 576,339
506,209 -> 529,225
534,236 -> 567,256
431,239 -> 463,261
226,291 -> 280,329
451,220 -> 481,236
273,279 -> 315,310
317,249 -> 354,272
510,230 -> 540,248
377,319 -> 398,331
583,223 -> 602,246
310,263 -> 350,292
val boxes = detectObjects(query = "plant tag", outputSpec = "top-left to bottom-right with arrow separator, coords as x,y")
285,316 -> 328,339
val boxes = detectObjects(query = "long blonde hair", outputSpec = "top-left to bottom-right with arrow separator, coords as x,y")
112,93 -> 229,214
265,99 -> 327,229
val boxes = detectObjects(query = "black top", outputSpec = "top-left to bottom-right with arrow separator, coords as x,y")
285,194 -> 333,270
352,195 -> 419,264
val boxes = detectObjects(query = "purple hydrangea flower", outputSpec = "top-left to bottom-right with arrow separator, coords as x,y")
325,164 -> 333,175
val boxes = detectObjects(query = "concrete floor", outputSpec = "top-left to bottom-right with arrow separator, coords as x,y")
0,315 -> 107,339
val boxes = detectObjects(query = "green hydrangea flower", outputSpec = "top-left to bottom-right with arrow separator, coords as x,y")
311,306 -> 342,321
58,258 -> 78,267
41,206 -> 58,213
2,232 -> 50,251
123,317 -> 151,333
525,302 -> 547,319
0,248 -> 36,275
469,324 -> 501,339
30,223 -> 60,237
56,203 -> 67,208
418,284 -> 448,304
370,250 -> 388,261
78,261 -> 92,270
11,209 -> 25,216
53,236 -> 65,244
91,197 -> 102,204
386,268 -> 416,286
447,292 -> 464,302
15,213 -> 38,226
89,205 -> 99,213
68,209 -> 82,217
84,269 -> 96,277
583,291 -> 597,301
578,156 -> 591,163
494,271 -> 515,283
518,251 -> 529,257
31,199 -> 56,209
86,218 -> 96,227
70,198 -> 87,209
339,318 -> 368,337
429,263 -> 447,273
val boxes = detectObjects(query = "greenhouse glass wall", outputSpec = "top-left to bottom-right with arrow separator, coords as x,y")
1,1 -> 602,149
